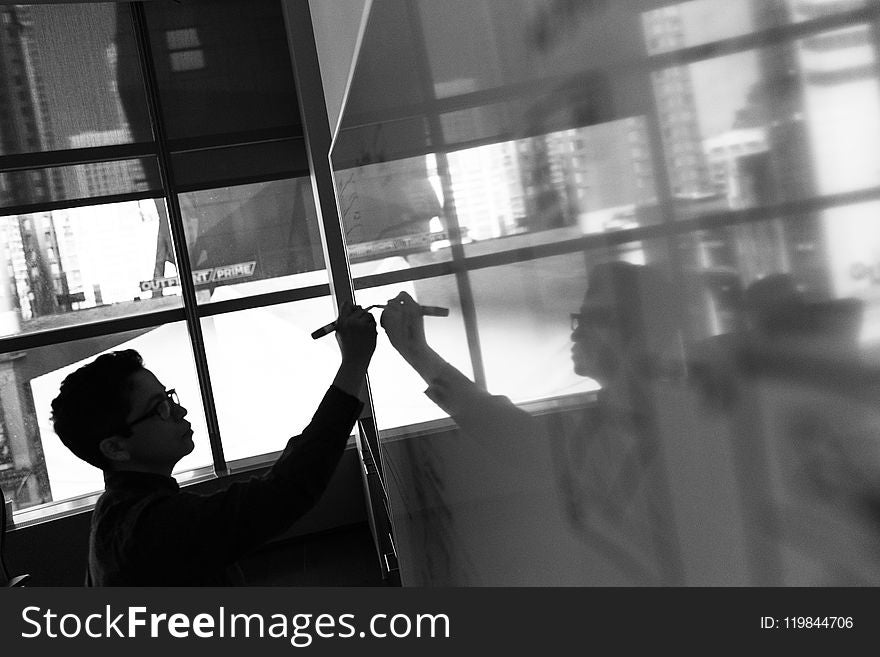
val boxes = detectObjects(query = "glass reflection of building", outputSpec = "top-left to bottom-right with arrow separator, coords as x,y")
0,5 -> 68,322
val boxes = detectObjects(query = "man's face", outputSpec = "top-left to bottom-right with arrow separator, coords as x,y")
570,292 -> 627,384
118,369 -> 193,469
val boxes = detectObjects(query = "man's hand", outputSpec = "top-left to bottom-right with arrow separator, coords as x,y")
380,291 -> 429,362
335,300 -> 377,367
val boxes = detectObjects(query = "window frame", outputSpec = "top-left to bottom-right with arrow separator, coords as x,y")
0,1 -> 337,527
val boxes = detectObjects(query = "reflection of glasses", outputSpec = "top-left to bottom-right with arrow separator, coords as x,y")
128,389 -> 179,427
571,309 -> 616,331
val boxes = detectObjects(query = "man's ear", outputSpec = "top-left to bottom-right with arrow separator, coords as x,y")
99,436 -> 131,463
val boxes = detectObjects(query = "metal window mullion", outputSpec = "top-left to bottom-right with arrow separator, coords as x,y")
639,71 -> 697,349
173,167 -> 311,195
0,307 -> 186,355
621,37 -> 690,587
346,181 -> 880,290
647,1 -> 880,71
166,125 -> 303,153
282,0 -> 399,582
0,142 -> 157,173
280,1 -> 377,433
129,2 -> 227,476
403,0 -> 487,390
0,190 -> 161,219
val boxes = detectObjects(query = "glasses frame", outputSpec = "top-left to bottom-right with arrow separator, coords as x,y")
126,389 -> 179,428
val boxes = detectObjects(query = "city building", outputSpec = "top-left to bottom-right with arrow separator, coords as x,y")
0,5 -> 68,321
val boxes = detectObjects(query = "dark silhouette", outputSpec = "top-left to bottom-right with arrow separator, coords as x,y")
50,302 -> 376,586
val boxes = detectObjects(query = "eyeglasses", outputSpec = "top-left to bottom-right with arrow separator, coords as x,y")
571,309 -> 617,331
127,389 -> 179,428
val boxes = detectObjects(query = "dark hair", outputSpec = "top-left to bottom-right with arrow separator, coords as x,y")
585,261 -> 680,353
50,349 -> 145,470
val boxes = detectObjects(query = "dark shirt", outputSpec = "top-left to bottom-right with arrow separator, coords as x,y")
88,385 -> 363,586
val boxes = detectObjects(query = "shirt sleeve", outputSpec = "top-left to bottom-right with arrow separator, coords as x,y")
423,360 -> 537,448
130,384 -> 363,575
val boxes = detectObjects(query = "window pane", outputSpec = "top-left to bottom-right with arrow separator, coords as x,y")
457,119 -> 659,256
1,322 -> 210,515
656,25 -> 880,215
0,3 -> 151,155
339,0 -> 880,586
0,158 -> 159,208
178,178 -> 326,304
337,119 -> 660,274
337,155 -> 449,271
200,297 -> 343,464
1,199 -> 183,338
338,0 -> 629,158
143,0 -> 301,140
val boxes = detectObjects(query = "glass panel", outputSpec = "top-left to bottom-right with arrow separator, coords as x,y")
338,155 -> 449,271
177,178 -> 326,304
0,3 -> 151,155
344,0 -> 880,587
375,244 -> 690,586
143,0 -> 301,140
413,0 -> 645,97
337,119 -> 660,271
458,118 -> 660,257
0,198 -> 182,338
677,204 -> 880,584
200,297 -> 342,465
1,321 -> 209,514
0,159 -> 159,208
337,0 -> 639,158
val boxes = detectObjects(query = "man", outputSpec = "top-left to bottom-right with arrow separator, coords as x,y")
51,302 -> 376,586
379,262 -> 684,584
379,261 -> 680,436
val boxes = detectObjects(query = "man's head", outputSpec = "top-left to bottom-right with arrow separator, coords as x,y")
51,350 -> 193,474
571,261 -> 680,384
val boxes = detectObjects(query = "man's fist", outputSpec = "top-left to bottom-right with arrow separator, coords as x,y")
335,300 -> 377,366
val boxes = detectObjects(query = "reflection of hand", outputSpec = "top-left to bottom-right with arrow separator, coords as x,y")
380,291 -> 428,361
334,300 -> 377,367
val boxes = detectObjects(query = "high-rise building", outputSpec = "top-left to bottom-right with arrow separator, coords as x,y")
0,5 -> 68,319
68,129 -> 145,198
642,6 -> 714,199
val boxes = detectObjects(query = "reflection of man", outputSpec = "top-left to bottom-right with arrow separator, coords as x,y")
380,261 -> 683,583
